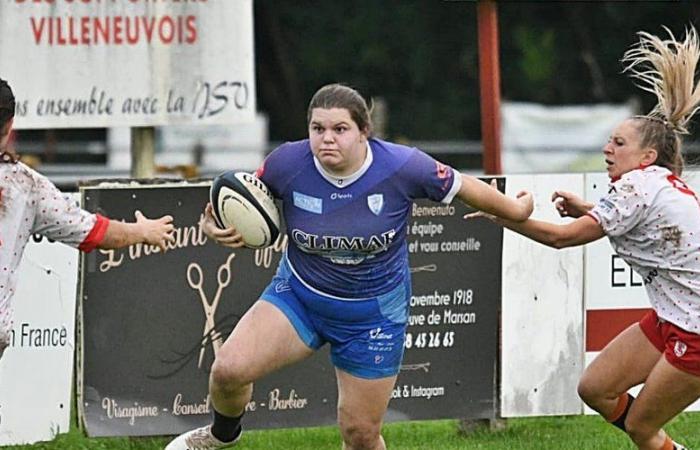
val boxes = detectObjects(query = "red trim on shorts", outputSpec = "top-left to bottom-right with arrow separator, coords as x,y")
639,309 -> 700,377
79,214 -> 109,252
586,308 -> 651,351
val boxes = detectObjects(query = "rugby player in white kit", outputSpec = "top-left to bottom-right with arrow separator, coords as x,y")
469,28 -> 700,450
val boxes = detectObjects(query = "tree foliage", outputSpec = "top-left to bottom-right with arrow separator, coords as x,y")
255,1 -> 700,141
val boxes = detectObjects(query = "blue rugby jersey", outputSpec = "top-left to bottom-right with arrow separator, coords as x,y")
256,138 -> 461,299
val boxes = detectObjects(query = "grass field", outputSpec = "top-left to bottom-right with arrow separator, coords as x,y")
6,413 -> 700,450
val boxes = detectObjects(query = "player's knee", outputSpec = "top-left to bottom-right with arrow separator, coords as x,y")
576,375 -> 600,405
210,358 -> 253,391
338,415 -> 381,450
339,424 -> 381,450
623,416 -> 656,444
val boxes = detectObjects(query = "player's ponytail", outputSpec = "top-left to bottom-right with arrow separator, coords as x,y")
622,26 -> 700,176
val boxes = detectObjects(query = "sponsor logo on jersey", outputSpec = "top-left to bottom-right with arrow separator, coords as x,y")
293,191 -> 323,214
291,228 -> 397,264
274,281 -> 291,293
369,327 -> 393,340
598,198 -> 616,212
674,340 -> 688,358
330,192 -> 353,200
367,194 -> 384,215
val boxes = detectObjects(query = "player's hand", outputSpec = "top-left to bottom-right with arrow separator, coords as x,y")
515,189 -> 534,222
135,210 -> 175,252
551,191 -> 593,218
202,203 -> 245,248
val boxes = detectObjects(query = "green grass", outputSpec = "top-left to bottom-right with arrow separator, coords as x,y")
6,413 -> 700,449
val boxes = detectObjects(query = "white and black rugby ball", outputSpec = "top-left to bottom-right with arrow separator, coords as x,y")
210,171 -> 281,249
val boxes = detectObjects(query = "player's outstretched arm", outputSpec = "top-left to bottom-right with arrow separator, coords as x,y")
201,203 -> 245,249
464,180 -> 605,249
552,190 -> 594,218
489,215 -> 605,249
99,211 -> 175,252
456,174 -> 533,222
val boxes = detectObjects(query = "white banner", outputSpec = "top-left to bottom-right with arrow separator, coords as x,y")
0,0 -> 255,129
502,102 -> 633,174
501,174 -> 585,417
0,195 -> 80,445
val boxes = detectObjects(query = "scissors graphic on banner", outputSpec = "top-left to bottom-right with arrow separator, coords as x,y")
187,253 -> 236,369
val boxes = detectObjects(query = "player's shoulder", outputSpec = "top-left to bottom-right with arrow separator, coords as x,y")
369,138 -> 422,169
269,139 -> 311,160
370,137 -> 416,155
259,139 -> 312,174
615,165 -> 669,193
1,161 -> 45,186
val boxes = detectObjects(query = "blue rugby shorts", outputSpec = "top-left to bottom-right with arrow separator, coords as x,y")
260,257 -> 410,379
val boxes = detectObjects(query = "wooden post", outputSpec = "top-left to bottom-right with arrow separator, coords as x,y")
130,126 -> 156,178
477,0 -> 502,175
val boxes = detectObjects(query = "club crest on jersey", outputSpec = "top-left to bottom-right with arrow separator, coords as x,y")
674,340 -> 688,358
367,194 -> 384,215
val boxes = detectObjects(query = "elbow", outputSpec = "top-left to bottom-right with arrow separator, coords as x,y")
550,238 -> 569,250
549,232 -> 578,249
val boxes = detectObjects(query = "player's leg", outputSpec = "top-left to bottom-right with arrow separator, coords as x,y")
577,314 -> 662,426
327,280 -> 410,449
209,299 -> 316,416
623,326 -> 700,450
166,260 -> 320,449
165,299 -> 316,450
336,369 -> 396,450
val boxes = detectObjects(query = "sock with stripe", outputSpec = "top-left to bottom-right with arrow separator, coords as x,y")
662,436 -> 687,450
605,393 -> 635,432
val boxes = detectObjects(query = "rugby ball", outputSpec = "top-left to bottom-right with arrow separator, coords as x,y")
210,171 -> 281,248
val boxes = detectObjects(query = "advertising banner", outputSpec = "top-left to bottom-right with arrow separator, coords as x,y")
78,182 -> 501,436
0,0 -> 255,128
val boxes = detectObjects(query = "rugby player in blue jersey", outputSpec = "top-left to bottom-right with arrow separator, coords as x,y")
166,83 -> 533,450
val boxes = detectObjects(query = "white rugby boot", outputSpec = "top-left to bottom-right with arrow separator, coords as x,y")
164,425 -> 241,450
673,441 -> 688,450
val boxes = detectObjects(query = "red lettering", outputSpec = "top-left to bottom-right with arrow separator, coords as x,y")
125,15 -> 139,44
30,17 -> 45,44
68,16 -> 79,45
142,17 -> 155,42
28,14 -> 199,46
48,16 -> 53,45
113,16 -> 123,44
81,16 -> 90,45
57,17 -> 66,45
159,16 -> 174,44
186,15 -> 196,43
94,16 -> 110,44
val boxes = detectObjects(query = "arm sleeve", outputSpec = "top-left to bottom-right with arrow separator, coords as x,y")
30,174 -> 100,249
401,148 -> 461,203
255,142 -> 295,199
588,172 -> 649,237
